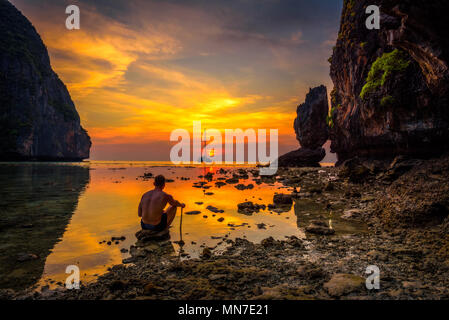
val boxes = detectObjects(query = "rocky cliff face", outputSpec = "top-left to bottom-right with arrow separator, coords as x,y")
0,0 -> 91,160
294,85 -> 329,150
329,0 -> 449,164
279,85 -> 329,167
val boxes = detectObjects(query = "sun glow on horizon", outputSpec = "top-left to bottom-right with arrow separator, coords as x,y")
11,0 -> 338,159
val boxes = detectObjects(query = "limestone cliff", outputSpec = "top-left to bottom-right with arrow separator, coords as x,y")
329,0 -> 449,164
279,85 -> 329,167
0,0 -> 91,160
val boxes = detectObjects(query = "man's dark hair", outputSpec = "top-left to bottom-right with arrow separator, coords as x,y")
154,175 -> 166,187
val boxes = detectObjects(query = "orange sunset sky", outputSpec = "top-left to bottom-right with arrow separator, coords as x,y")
10,0 -> 342,161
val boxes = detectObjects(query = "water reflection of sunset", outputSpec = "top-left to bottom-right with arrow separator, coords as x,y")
39,162 -> 301,288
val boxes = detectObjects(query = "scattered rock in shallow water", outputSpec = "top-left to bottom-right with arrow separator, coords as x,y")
305,220 -> 335,235
237,201 -> 266,215
225,178 -> 239,184
217,217 -> 225,222
204,192 -> 214,196
323,273 -> 365,297
206,205 -> 224,213
215,181 -> 226,187
185,210 -> 201,215
261,237 -> 276,247
195,202 -> 203,205
234,184 -> 254,190
109,280 -> 127,292
201,247 -> 212,259
339,158 -> 371,183
122,257 -> 135,264
257,223 -> 266,229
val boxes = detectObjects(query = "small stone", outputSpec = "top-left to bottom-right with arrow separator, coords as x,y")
324,273 -> 365,296
305,220 -> 335,235
201,247 -> 212,259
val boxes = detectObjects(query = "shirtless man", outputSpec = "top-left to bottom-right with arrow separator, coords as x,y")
138,175 -> 185,232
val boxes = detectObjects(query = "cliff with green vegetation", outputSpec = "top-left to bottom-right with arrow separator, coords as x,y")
328,0 -> 449,164
0,0 -> 91,160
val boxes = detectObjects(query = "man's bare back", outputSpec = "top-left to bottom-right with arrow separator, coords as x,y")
139,189 -> 174,225
138,175 -> 185,230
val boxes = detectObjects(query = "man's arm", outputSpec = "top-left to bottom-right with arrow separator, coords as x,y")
138,199 -> 143,217
167,194 -> 185,208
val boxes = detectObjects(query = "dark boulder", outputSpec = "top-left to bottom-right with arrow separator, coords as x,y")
278,148 -> 325,167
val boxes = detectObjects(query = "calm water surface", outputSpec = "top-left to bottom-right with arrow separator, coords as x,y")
0,161 -> 361,290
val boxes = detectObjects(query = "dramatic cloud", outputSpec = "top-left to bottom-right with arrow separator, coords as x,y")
11,0 -> 342,160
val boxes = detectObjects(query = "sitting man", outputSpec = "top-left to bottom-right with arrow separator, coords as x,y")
138,174 -> 185,232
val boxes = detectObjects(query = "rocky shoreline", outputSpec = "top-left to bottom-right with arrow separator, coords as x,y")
3,154 -> 449,300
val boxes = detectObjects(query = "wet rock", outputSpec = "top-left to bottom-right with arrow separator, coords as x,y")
201,247 -> 212,259
237,202 -> 265,215
273,193 -> 293,205
109,280 -> 127,292
215,182 -> 226,187
261,237 -> 276,247
323,274 -> 365,297
305,220 -> 335,235
185,210 -> 201,215
195,202 -> 203,205
217,217 -> 225,222
120,248 -> 128,253
17,253 -> 38,262
225,178 -> 239,184
234,184 -> 254,190
383,156 -> 422,181
256,223 -> 266,229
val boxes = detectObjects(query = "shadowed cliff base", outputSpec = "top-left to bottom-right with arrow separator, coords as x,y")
0,164 -> 90,290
